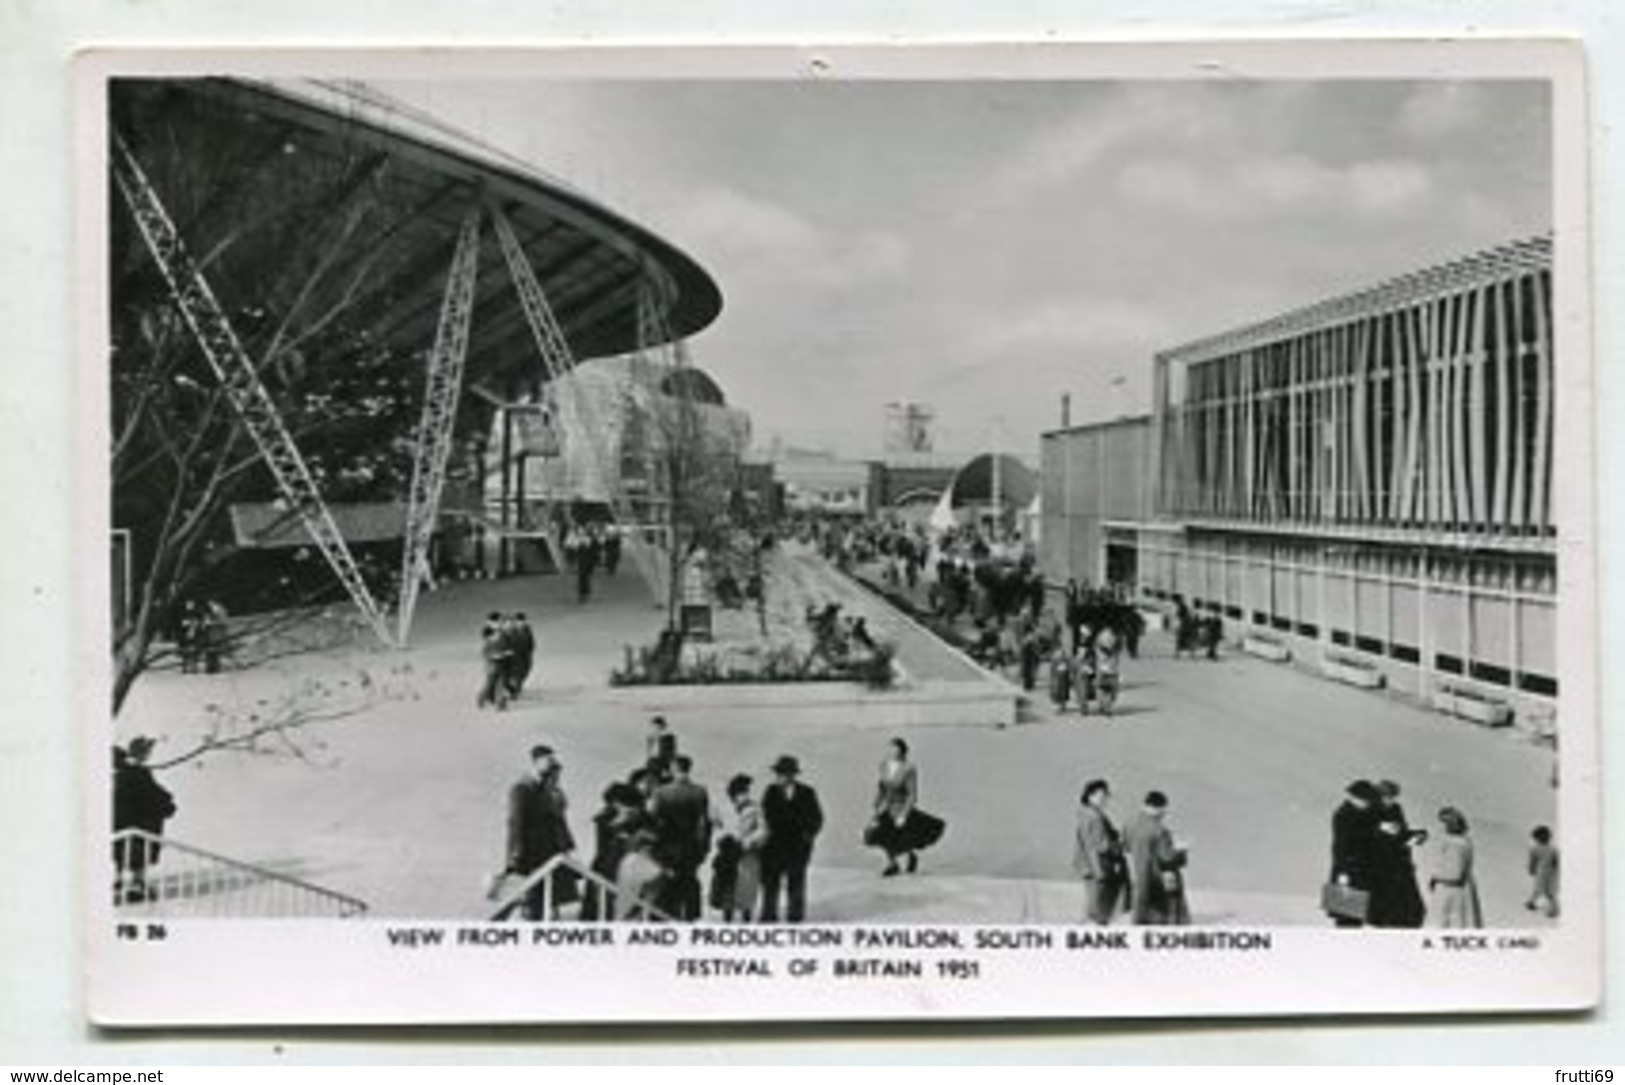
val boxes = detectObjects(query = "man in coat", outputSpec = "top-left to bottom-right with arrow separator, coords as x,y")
505,744 -> 576,920
650,754 -> 713,920
760,755 -> 823,923
113,736 -> 177,903
1328,779 -> 1380,927
505,613 -> 536,698
1123,790 -> 1189,925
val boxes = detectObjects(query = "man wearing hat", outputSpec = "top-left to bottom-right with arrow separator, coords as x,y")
760,755 -> 824,923
1123,790 -> 1189,925
112,736 -> 177,903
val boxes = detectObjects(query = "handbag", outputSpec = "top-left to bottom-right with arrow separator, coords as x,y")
1321,881 -> 1370,922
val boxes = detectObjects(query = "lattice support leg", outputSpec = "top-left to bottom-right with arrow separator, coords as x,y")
491,202 -> 669,604
110,129 -> 397,648
396,203 -> 482,644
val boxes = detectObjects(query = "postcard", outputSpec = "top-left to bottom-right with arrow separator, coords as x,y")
82,40 -> 1596,1024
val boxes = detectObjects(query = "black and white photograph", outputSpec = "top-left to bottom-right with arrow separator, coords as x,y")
82,42 -> 1597,1023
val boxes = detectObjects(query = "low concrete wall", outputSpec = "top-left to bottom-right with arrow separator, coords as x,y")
553,677 -> 1019,729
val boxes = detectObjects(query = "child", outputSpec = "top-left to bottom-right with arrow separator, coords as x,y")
1073,629 -> 1097,716
1048,644 -> 1073,713
1526,825 -> 1560,918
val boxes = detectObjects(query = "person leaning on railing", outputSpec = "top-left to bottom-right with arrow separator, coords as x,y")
113,736 -> 177,904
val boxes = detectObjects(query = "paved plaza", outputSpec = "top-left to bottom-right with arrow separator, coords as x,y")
115,552 -> 1559,928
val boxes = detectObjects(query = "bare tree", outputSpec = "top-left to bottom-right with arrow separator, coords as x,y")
109,82 -> 431,714
640,364 -> 743,632
145,652 -> 419,771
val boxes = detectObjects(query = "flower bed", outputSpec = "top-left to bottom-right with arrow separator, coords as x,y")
1321,653 -> 1385,689
1241,633 -> 1290,663
1430,682 -> 1513,727
609,632 -> 898,690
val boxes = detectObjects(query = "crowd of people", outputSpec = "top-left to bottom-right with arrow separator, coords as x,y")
1171,598 -> 1223,662
496,722 -> 954,924
1068,774 -> 1562,930
811,513 -> 1154,718
561,522 -> 622,604
170,598 -> 232,674
116,508 -> 1559,934
1322,778 -> 1559,929
497,720 -> 827,924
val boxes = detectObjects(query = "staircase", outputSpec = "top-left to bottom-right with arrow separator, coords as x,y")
111,829 -> 369,918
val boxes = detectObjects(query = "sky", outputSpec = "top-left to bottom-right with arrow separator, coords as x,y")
374,77 -> 1552,461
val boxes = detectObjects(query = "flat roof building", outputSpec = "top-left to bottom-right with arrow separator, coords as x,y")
1043,236 -> 1556,723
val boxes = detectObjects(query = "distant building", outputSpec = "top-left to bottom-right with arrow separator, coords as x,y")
494,356 -> 746,499
774,448 -> 873,516
865,454 -> 960,518
1039,416 -> 1152,586
1043,237 -> 1556,717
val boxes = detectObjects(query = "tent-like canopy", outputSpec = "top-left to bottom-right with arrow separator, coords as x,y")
111,78 -> 723,420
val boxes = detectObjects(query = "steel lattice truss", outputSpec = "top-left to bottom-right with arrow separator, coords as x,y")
491,203 -> 671,604
396,204 -> 483,643
110,130 -> 397,648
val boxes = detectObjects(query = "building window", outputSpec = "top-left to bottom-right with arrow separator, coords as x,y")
1519,672 -> 1558,697
1331,629 -> 1351,647
1271,616 -> 1292,633
1435,653 -> 1465,675
1355,635 -> 1384,656
1252,610 -> 1268,626
1469,662 -> 1513,687
1224,605 -> 1242,620
1296,622 -> 1319,638
1390,643 -> 1420,664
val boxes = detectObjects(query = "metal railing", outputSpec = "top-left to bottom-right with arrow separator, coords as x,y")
111,829 -> 369,918
486,853 -> 674,923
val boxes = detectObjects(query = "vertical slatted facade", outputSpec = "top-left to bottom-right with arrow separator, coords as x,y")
1125,237 -> 1558,712
1154,237 -> 1553,539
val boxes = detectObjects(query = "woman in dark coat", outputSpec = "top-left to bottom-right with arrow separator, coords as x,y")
580,782 -> 645,921
1367,785 -> 1427,928
1328,779 -> 1379,927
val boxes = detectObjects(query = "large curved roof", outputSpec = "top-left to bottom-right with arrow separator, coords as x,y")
110,78 -> 723,400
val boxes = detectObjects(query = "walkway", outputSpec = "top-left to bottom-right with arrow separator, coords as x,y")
115,554 -> 1558,927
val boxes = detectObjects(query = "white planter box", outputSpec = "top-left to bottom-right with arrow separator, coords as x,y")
1322,655 -> 1385,689
1431,684 -> 1513,727
1242,635 -> 1290,662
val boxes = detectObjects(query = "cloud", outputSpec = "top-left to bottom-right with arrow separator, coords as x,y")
1346,159 -> 1434,214
963,298 -> 1170,361
993,107 -> 1143,193
676,186 -> 822,255
673,186 -> 910,293
1398,83 -> 1486,139
1239,153 -> 1336,206
1116,152 -> 1434,221
988,85 -> 1250,198
848,231 -> 910,281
